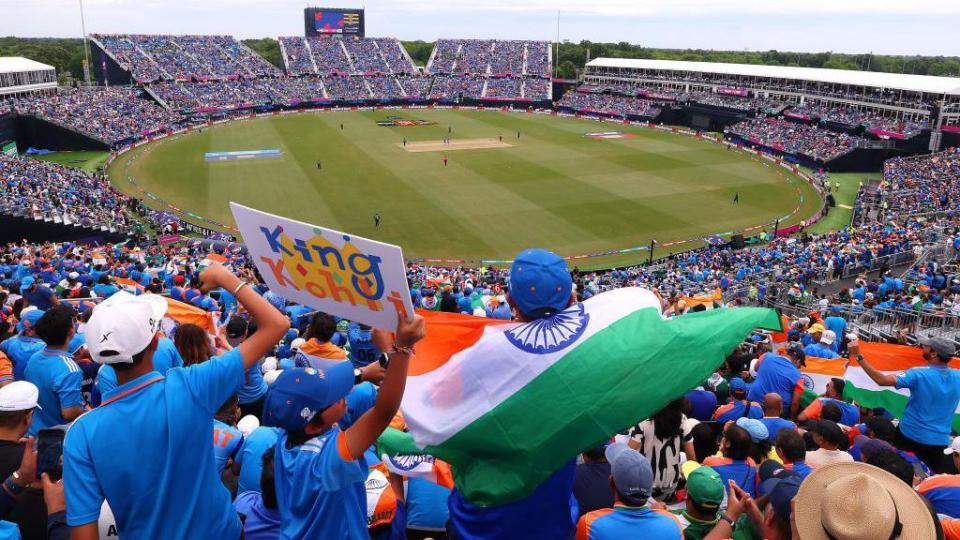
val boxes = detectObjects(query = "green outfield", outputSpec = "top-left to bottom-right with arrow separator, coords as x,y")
107,109 -> 822,267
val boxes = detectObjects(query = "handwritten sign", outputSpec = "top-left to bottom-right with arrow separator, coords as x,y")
231,203 -> 413,330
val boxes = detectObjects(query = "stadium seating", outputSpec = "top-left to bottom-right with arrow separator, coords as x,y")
556,91 -> 662,119
10,86 -> 182,144
93,34 -> 281,82
727,118 -> 865,162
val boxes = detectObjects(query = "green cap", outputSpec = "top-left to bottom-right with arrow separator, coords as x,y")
686,465 -> 724,509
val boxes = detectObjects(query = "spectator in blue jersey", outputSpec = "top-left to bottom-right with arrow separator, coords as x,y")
25,305 -> 86,436
94,332 -> 183,396
823,306 -> 847,353
234,425 -> 279,495
575,443 -> 682,539
404,476 -> 452,540
264,312 -> 423,540
917,437 -> 960,518
854,336 -> 960,473
20,277 -> 58,311
736,417 -> 771,465
574,446 -> 613,517
759,393 -> 796,443
703,424 -> 759,497
225,317 -> 268,419
212,394 -> 243,474
63,263 -> 289,540
774,429 -> 813,478
797,378 -> 860,426
90,275 -> 118,300
712,378 -> 762,423
347,322 -> 383,368
1,309 -> 46,381
448,249 -> 580,540
234,449 -> 281,540
804,330 -> 840,359
685,387 -> 718,422
747,344 -> 805,418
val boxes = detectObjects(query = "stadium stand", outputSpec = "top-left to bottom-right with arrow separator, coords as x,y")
727,118 -> 866,162
10,86 -> 182,145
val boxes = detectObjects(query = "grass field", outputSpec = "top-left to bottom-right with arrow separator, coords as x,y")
107,109 -> 822,268
31,150 -> 110,173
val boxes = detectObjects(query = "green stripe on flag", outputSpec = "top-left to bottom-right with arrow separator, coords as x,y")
844,383 -> 960,433
420,306 -> 780,506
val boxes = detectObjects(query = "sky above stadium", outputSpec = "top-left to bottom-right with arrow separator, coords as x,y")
12,0 -> 960,56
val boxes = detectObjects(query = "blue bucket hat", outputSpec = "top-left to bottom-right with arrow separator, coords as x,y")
508,248 -> 572,317
262,365 -> 354,432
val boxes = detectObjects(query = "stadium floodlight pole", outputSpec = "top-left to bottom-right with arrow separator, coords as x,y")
78,0 -> 92,85
554,10 -> 560,79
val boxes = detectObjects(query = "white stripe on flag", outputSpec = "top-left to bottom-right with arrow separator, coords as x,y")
401,288 -> 662,448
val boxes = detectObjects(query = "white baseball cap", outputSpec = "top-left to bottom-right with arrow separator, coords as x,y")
944,437 -> 960,455
237,414 -> 260,437
85,291 -> 168,364
0,381 -> 39,411
290,338 -> 306,352
821,330 -> 837,346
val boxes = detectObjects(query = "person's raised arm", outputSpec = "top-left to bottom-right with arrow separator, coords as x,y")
199,263 -> 288,371
343,315 -> 425,460
849,343 -> 897,387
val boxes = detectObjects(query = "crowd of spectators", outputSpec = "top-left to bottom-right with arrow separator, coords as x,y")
9,87 -> 182,145
429,75 -> 485,100
0,154 -> 135,232
0,224 -> 955,538
429,39 -> 552,77
276,37 -> 315,76
93,34 -> 280,82
556,91 -> 663,118
585,68 -> 936,109
688,91 -> 785,113
884,148 -> 960,217
483,77 -> 522,99
728,118 -> 866,162
784,104 -> 928,138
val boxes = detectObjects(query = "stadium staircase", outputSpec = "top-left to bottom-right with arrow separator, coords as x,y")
338,39 -> 357,74
141,85 -> 171,110
425,42 -> 441,73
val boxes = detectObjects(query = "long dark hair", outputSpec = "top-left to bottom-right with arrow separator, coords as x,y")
174,323 -> 213,366
653,398 -> 685,440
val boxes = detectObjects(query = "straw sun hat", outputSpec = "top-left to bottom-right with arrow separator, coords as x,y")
794,462 -> 935,540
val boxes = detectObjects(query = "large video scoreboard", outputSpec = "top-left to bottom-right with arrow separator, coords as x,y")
304,7 -> 365,37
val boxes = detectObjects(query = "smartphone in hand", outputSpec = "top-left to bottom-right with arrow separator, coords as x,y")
37,429 -> 65,481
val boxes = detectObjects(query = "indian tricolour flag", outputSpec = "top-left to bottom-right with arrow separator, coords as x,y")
198,253 -> 230,272
387,287 -> 780,506
800,342 -> 960,431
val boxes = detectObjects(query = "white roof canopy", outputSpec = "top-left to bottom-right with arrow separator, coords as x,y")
586,58 -> 960,96
0,57 -> 55,75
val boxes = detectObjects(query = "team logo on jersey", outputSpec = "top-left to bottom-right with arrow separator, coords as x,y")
505,303 -> 589,354
300,407 -> 314,420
